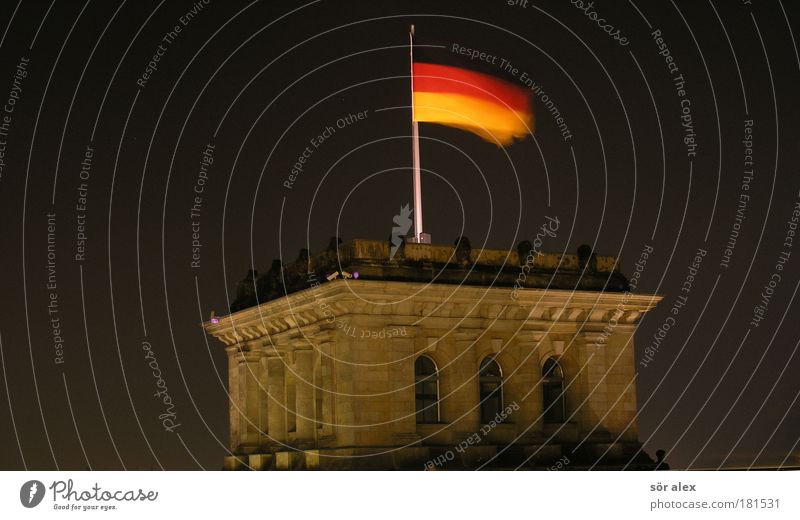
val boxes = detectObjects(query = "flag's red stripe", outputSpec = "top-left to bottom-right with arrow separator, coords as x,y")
413,62 -> 530,113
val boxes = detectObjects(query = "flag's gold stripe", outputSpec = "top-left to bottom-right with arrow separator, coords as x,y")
413,91 -> 534,146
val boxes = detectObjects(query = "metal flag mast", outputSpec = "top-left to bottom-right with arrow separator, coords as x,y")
409,24 -> 430,244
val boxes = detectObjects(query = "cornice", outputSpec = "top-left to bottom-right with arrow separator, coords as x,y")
204,280 -> 663,347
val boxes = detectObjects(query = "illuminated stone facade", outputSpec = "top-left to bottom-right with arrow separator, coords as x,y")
204,239 -> 661,470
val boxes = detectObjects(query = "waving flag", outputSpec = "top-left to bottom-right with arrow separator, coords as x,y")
405,28 -> 536,245
412,54 -> 534,146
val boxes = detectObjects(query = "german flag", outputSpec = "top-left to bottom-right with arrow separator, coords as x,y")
412,52 -> 534,146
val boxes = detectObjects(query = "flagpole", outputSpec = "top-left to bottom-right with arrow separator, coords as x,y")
409,24 -> 429,244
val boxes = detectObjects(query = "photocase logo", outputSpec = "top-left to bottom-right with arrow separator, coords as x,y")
20,480 -> 45,508
389,203 -> 413,259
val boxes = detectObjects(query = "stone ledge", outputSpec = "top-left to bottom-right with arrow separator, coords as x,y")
225,238 -> 633,313
222,441 -> 656,470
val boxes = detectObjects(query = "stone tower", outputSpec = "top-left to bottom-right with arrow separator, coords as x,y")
204,238 -> 661,470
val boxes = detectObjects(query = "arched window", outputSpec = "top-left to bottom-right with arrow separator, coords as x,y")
542,357 -> 565,423
415,356 -> 439,423
479,356 -> 503,424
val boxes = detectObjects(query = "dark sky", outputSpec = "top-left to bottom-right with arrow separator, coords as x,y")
0,0 -> 799,470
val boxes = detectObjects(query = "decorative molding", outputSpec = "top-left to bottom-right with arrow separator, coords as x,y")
204,281 -> 663,348
452,328 -> 482,341
579,332 -> 607,345
513,330 -> 545,343
426,337 -> 438,353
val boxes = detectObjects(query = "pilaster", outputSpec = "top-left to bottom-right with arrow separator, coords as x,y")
294,349 -> 315,444
266,355 -> 287,444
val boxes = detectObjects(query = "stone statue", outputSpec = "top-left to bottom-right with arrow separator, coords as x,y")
517,240 -> 533,265
577,244 -> 597,272
453,236 -> 471,264
230,269 -> 258,312
257,259 -> 284,302
327,236 -> 343,251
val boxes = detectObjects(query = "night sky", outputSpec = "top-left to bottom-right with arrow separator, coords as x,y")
1,0 -> 799,470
